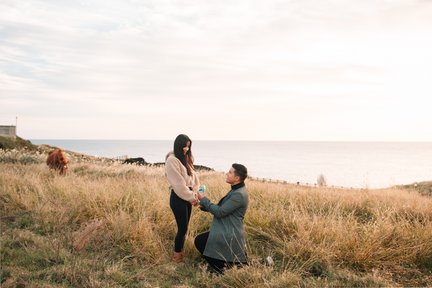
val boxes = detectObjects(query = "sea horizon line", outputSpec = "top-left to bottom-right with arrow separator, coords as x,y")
29,138 -> 432,143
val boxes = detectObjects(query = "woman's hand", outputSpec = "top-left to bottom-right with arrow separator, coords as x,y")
191,198 -> 200,206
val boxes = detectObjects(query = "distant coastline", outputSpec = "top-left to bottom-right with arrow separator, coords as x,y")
1,135 -> 431,194
29,139 -> 432,189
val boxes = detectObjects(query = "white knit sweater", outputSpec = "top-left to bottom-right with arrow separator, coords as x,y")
165,152 -> 199,202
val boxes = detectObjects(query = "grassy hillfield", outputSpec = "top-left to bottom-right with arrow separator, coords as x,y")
1,137 -> 431,287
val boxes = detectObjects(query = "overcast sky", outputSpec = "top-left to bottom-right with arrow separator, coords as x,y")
1,0 -> 431,141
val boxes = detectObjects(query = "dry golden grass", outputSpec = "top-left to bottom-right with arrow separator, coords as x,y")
1,150 -> 431,287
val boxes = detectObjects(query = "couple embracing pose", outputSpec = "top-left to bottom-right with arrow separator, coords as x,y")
165,134 -> 249,274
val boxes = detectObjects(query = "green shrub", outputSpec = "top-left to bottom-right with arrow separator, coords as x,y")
0,136 -> 38,151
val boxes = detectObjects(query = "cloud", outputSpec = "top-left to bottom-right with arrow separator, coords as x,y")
1,0 -> 432,140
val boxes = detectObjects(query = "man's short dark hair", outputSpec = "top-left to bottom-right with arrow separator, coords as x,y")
232,163 -> 248,182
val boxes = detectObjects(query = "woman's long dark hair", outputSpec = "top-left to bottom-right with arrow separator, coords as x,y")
173,134 -> 194,176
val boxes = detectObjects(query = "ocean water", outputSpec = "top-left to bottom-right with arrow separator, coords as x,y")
31,139 -> 432,189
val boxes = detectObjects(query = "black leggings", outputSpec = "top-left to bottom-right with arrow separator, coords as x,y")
170,190 -> 192,252
195,232 -> 247,274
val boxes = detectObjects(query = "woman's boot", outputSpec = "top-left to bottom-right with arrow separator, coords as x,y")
172,251 -> 184,263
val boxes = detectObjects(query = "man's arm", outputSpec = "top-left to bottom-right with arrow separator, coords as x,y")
199,192 -> 243,218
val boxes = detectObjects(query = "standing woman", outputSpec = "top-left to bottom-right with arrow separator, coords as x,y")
165,134 -> 200,263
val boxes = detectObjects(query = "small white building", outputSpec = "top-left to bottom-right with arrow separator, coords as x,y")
0,125 -> 17,139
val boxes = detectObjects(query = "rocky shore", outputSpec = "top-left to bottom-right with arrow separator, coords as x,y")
0,136 -> 214,171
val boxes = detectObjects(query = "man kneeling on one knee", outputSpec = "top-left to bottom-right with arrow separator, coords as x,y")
194,163 -> 249,274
